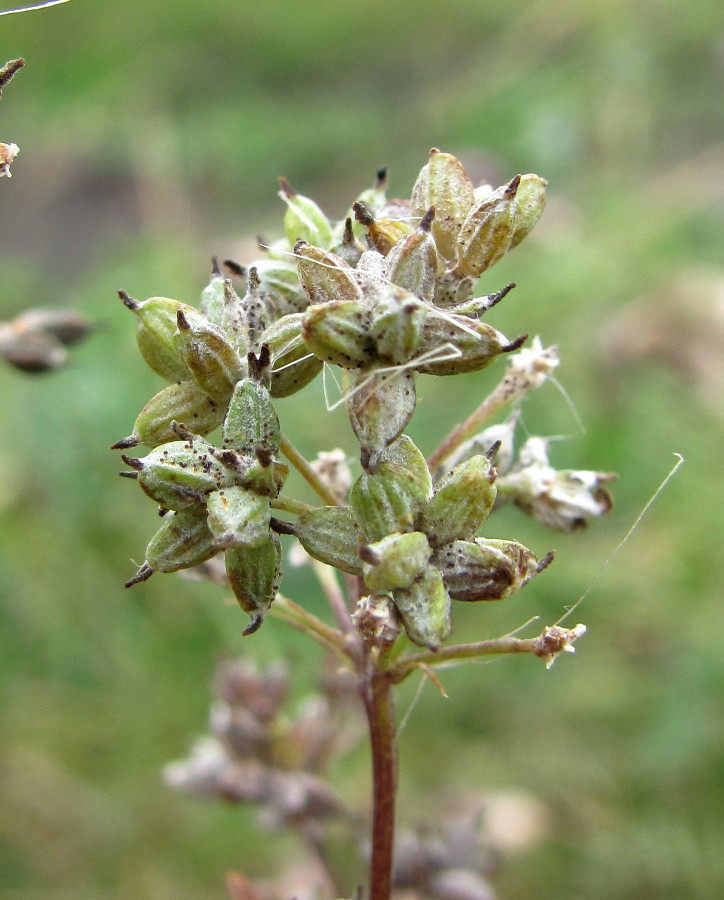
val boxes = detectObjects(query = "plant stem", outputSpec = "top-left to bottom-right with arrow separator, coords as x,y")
280,433 -> 342,507
360,663 -> 397,900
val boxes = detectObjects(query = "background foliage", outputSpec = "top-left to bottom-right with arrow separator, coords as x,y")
1,1 -> 722,897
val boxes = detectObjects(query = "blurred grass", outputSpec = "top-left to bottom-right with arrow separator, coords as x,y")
0,0 -> 723,897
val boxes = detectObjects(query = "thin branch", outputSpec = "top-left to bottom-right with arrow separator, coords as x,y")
270,594 -> 349,659
311,559 -> 354,634
280,433 -> 342,507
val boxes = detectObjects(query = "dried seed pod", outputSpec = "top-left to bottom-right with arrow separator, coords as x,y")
295,240 -> 365,308
421,454 -> 497,546
413,311 -> 526,376
361,531 -> 431,593
279,177 -> 334,249
223,377 -> 280,457
432,270 -> 476,308
351,451 -> 429,542
455,175 -> 521,278
347,367 -> 416,472
383,206 -> 440,303
293,506 -> 364,574
199,258 -> 226,326
206,486 -> 271,549
260,312 -> 323,397
345,166 -> 388,241
112,381 -> 225,450
118,291 -> 191,383
122,439 -> 234,510
353,201 -> 412,256
434,537 -> 550,602
226,533 -> 282,635
410,149 -> 475,263
301,299 -> 376,369
174,308 -> 245,402
368,286 -> 428,365
126,508 -> 218,586
393,566 -> 452,650
510,174 -> 547,248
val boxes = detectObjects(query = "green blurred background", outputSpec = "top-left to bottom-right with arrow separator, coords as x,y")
1,1 -> 722,897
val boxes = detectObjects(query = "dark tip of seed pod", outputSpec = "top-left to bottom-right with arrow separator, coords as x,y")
343,217 -> 355,243
488,282 -> 516,310
158,507 -> 169,516
270,517 -> 296,536
111,434 -> 139,450
210,256 -> 221,277
255,445 -> 273,468
223,259 -> 246,277
247,267 -> 261,294
359,544 -> 381,565
176,309 -> 190,330
277,176 -> 296,198
352,201 -> 375,226
124,563 -> 153,588
505,174 -> 522,198
242,612 -> 265,637
375,166 -> 388,186
0,58 -> 25,91
118,289 -> 140,311
502,333 -> 528,353
536,550 -> 555,574
420,206 -> 435,232
121,454 -> 144,471
119,471 -> 138,479
484,440 -> 502,462
170,420 -> 194,441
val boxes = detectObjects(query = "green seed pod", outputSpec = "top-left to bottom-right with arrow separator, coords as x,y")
260,312 -> 323,398
433,537 -> 549,602
122,439 -> 234,510
295,241 -> 364,308
226,533 -> 282,635
382,434 -> 433,501
421,454 -> 497,546
125,508 -> 218,586
410,149 -> 475,264
207,486 -> 271,549
301,300 -> 376,369
347,368 -> 416,472
383,206 -> 440,303
412,310 -> 526,376
510,174 -> 547,248
174,308 -> 245,402
361,531 -> 431,594
351,461 -> 427,542
223,377 -> 281,457
293,506 -> 364,575
368,287 -> 428,365
113,381 -> 226,450
330,216 -> 366,267
393,566 -> 452,650
455,175 -> 520,278
253,258 -> 308,318
199,259 -> 226,326
240,457 -> 289,498
119,291 -> 191,383
279,177 -> 334,249
240,268 -> 269,355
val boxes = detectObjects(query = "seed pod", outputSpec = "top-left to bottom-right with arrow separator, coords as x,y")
352,201 -> 412,256
351,460 -> 428,542
383,206 -> 440,303
113,381 -> 226,450
432,270 -> 476,308
119,292 -> 191,383
302,300 -> 377,369
393,567 -> 452,651
125,508 -> 218,586
293,506 -> 364,574
412,311 -> 526,376
382,434 -> 433,501
259,313 -> 323,397
240,267 -> 269,355
122,439 -> 234,510
330,216 -> 366,267
347,368 -> 416,473
240,457 -> 289,498
345,166 -> 388,241
207,486 -> 271,549
222,376 -> 280,460
295,241 -> 364,308
174,308 -> 245,402
361,531 -> 431,593
226,533 -> 282,635
199,258 -> 226,326
279,177 -> 334,249
410,149 -> 475,263
368,287 -> 428,365
433,537 -> 548,602
455,175 -> 521,278
421,454 -> 497,546
510,174 -> 547,248
253,258 -> 308,317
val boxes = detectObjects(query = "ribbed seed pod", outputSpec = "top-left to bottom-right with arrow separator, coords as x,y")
199,259 -> 226,326
301,300 -> 376,369
239,458 -> 289,499
293,506 -> 364,574
279,177 -> 334,249
295,241 -> 364,307
455,175 -> 521,278
421,454 -> 497,546
412,311 -> 525,376
174,308 -> 244,402
368,287 -> 428,365
410,149 -> 475,264
351,461 -> 428,543
113,381 -> 226,450
131,508 -> 217,584
392,567 -> 453,650
361,531 -> 431,594
122,439 -> 234,510
222,378 -> 280,457
261,313 -> 323,398
433,537 -> 545,602
347,368 -> 416,472
226,533 -> 282,635
510,174 -> 547,248
383,206 -> 440,303
382,434 -> 433,501
253,258 -> 309,318
119,292 -> 191,383
206,486 -> 271,549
